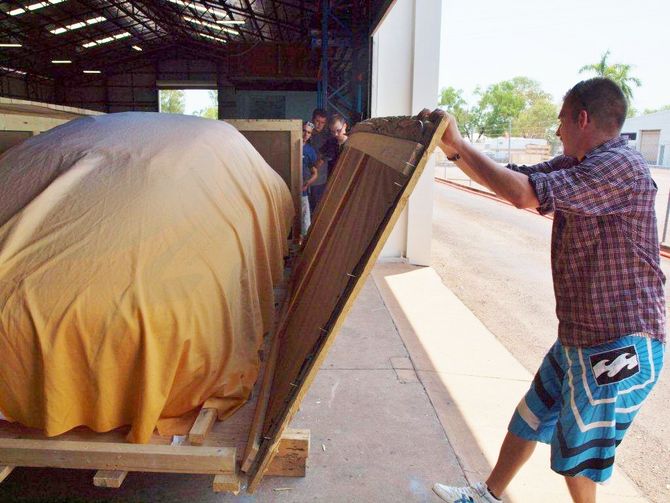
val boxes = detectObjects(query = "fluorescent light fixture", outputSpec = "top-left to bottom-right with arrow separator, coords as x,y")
165,0 -> 228,18
132,45 -> 143,51
0,66 -> 27,75
199,33 -> 227,44
9,0 -> 66,16
183,15 -> 239,35
215,19 -> 244,25
0,43 -> 22,47
50,16 -> 106,35
82,31 -> 131,48
83,70 -> 101,74
51,59 -> 72,64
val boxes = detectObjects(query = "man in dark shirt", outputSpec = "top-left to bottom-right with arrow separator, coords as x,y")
301,121 -> 318,238
320,113 -> 348,181
432,78 -> 665,503
308,108 -> 329,212
309,112 -> 349,212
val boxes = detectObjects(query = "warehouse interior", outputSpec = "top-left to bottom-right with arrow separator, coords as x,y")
0,0 -> 388,118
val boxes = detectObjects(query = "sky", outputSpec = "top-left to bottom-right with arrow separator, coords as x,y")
439,0 -> 670,113
183,89 -> 215,115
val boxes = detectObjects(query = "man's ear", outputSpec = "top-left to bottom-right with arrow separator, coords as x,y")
578,109 -> 590,129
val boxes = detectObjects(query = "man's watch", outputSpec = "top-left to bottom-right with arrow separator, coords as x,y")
447,153 -> 461,162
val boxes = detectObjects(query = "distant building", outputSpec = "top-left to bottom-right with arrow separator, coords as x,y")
622,110 -> 670,167
482,136 -> 549,163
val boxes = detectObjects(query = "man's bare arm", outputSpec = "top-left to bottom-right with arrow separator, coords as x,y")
438,113 -> 540,209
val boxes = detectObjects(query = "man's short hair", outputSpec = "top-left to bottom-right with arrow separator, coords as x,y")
329,113 -> 346,126
311,108 -> 327,121
564,78 -> 627,133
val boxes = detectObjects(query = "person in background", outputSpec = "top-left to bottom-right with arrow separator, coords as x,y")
301,121 -> 318,239
310,108 -> 328,147
319,113 -> 348,182
308,108 -> 330,212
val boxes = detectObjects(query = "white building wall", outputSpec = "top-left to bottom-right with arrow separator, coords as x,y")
623,110 -> 670,166
372,0 -> 444,265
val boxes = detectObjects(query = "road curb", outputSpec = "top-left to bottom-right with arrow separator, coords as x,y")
436,177 -> 670,260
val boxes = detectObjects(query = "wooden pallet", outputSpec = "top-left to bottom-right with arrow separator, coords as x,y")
0,413 -> 309,493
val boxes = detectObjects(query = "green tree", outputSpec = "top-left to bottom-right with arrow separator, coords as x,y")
439,78 -> 558,143
643,104 -> 670,115
160,90 -> 185,114
578,50 -> 641,104
193,90 -> 218,119
508,77 -> 558,141
477,80 -> 526,138
438,86 -> 481,142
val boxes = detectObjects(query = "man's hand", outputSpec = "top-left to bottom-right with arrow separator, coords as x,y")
438,111 -> 464,154
429,109 -> 463,158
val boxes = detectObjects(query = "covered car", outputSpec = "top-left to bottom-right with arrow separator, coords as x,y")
0,112 -> 293,443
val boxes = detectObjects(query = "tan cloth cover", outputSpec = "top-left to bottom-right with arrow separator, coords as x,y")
0,112 -> 293,443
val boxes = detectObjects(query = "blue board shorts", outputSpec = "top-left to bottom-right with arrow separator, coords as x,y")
508,334 -> 665,482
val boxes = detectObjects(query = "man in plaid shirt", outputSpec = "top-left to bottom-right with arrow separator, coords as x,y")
432,78 -> 665,503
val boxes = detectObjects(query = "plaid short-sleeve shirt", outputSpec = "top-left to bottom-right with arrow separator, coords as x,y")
509,136 -> 666,347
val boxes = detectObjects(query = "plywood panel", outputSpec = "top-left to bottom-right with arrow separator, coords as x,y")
226,120 -> 302,239
247,110 -> 447,489
241,131 -> 291,186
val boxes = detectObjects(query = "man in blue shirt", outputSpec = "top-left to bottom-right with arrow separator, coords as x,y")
301,121 -> 318,239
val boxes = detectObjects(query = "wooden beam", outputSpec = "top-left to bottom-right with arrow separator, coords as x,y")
0,438 -> 235,474
241,335 -> 279,473
265,454 -> 306,477
188,408 -> 217,446
0,465 -> 14,484
276,429 -> 309,454
93,469 -> 128,488
265,429 -> 310,477
212,472 -> 241,494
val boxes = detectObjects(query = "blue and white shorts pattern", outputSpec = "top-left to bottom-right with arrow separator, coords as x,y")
508,334 -> 664,482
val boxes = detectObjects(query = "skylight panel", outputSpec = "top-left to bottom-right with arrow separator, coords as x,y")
183,15 -> 239,35
199,33 -> 227,44
0,66 -> 27,75
50,16 -> 106,35
165,0 -> 234,20
82,31 -> 131,48
9,0 -> 66,16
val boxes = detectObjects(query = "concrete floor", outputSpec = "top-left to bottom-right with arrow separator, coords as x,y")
373,263 -> 648,503
0,280 -> 464,503
0,259 -> 651,502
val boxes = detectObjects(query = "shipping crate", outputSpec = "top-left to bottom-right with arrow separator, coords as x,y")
0,110 -> 447,494
226,119 -> 303,240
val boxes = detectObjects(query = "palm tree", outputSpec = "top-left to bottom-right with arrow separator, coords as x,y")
579,50 -> 641,104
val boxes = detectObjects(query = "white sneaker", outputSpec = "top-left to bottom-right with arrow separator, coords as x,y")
432,481 -> 501,503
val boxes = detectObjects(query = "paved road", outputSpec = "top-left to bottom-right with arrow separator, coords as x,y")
431,181 -> 670,503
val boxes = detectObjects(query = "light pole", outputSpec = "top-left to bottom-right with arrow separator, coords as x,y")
507,118 -> 512,163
